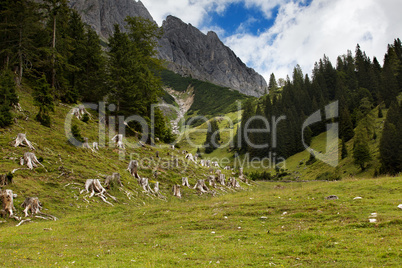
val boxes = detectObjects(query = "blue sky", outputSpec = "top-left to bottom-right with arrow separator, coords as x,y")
142,0 -> 402,81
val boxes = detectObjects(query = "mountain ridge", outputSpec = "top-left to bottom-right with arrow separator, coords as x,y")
68,0 -> 267,97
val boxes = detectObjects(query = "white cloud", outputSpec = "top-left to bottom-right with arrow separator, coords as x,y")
142,0 -> 402,82
224,0 -> 402,80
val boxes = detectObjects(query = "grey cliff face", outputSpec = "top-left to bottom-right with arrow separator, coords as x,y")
68,0 -> 154,39
69,1 -> 267,97
157,16 -> 267,97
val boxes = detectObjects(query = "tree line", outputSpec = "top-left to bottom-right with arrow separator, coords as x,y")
0,0 -> 172,142
234,39 -> 402,175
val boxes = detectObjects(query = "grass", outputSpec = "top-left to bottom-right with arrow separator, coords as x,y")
1,176 -> 401,267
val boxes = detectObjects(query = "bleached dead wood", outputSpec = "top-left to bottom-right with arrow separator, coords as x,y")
224,166 -> 231,170
217,174 -> 226,186
13,133 -> 35,150
212,161 -> 219,167
138,177 -> 153,193
16,218 -> 31,227
85,179 -> 106,197
170,145 -> 175,150
104,173 -> 122,189
111,134 -> 125,149
72,105 -> 92,120
93,142 -> 99,151
20,152 -> 45,170
207,175 -> 216,188
228,177 -> 241,188
82,137 -> 94,152
0,189 -> 17,217
185,153 -> 195,162
205,160 -> 211,167
200,160 -> 205,167
182,177 -> 191,188
21,197 -> 42,217
193,179 -> 209,193
127,160 -> 140,180
173,185 -> 181,198
153,182 -> 165,199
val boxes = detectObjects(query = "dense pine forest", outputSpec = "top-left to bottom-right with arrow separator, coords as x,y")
0,0 -> 172,142
234,40 -> 402,175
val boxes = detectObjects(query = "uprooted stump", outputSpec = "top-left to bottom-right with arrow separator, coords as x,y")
173,185 -> 181,198
20,152 -> 45,170
21,197 -> 42,217
182,177 -> 191,188
193,179 -> 209,193
0,189 -> 17,217
104,173 -> 122,189
13,133 -> 35,150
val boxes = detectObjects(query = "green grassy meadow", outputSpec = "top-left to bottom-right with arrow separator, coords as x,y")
1,177 -> 401,267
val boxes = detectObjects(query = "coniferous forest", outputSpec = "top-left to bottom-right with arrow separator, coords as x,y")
234,41 -> 402,175
0,0 -> 172,142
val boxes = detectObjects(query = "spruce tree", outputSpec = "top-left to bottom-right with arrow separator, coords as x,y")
353,130 -> 372,171
379,101 -> 402,174
341,139 -> 348,159
33,74 -> 54,127
268,73 -> 278,92
0,70 -> 18,127
204,118 -> 220,154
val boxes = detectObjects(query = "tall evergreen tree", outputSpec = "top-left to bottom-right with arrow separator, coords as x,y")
268,73 -> 278,93
0,70 -> 18,127
204,118 -> 220,154
353,129 -> 372,171
33,74 -> 54,127
379,101 -> 402,174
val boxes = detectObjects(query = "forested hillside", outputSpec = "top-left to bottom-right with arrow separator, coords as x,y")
234,40 -> 402,175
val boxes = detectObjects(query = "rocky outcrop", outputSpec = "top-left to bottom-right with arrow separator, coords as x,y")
157,16 -> 267,97
68,0 -> 154,39
69,1 -> 267,96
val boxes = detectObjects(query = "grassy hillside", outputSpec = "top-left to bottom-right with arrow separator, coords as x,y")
1,176 -> 401,267
159,69 -> 253,118
0,86 -> 249,220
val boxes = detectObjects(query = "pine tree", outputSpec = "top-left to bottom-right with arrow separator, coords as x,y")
378,106 -> 383,118
33,74 -> 54,127
353,130 -> 372,171
341,139 -> 348,159
379,101 -> 402,174
268,73 -> 278,93
0,70 -> 18,127
340,107 -> 354,142
204,118 -> 220,154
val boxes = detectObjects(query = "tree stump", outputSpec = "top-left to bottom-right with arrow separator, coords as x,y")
21,197 -> 42,217
185,153 -> 195,162
104,173 -> 122,189
20,152 -> 45,170
85,179 -> 106,197
193,179 -> 209,193
205,160 -> 211,167
13,133 -> 35,150
0,189 -> 17,217
228,177 -> 240,188
138,177 -> 153,193
173,185 -> 181,198
93,142 -> 99,151
112,134 -> 125,149
0,173 -> 13,186
217,174 -> 226,186
82,138 -> 94,151
207,175 -> 216,188
182,177 -> 191,188
72,105 -> 91,120
127,160 -> 140,180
